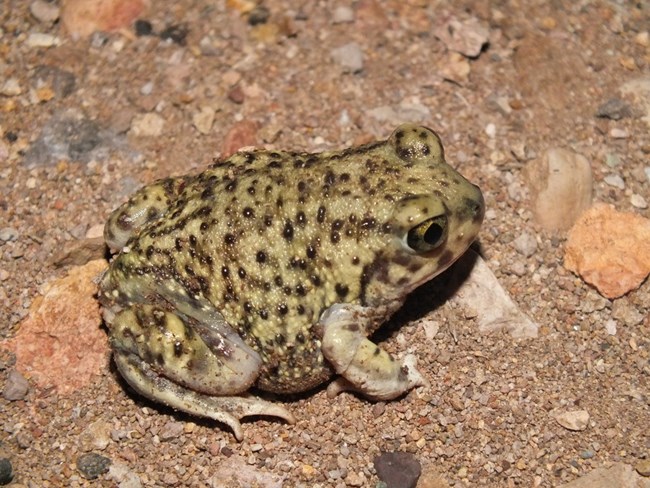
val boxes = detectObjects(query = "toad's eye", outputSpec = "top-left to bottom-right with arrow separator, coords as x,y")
406,216 -> 448,252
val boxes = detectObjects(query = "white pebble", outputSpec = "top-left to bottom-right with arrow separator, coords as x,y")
604,319 -> 617,335
192,106 -> 216,135
484,209 -> 497,220
630,193 -> 648,209
603,174 -> 625,189
0,78 -> 22,96
485,123 -> 496,138
512,232 -> 537,257
30,0 -> 60,23
130,113 -> 165,137
330,42 -> 364,73
140,82 -> 154,96
26,32 -> 60,47
553,410 -> 590,431
609,128 -> 628,138
332,6 -> 355,24
644,166 -> 650,183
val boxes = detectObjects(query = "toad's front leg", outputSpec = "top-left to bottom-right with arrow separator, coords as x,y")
108,304 -> 295,440
320,304 -> 428,401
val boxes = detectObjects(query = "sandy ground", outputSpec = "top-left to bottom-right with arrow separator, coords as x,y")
1,1 -> 649,487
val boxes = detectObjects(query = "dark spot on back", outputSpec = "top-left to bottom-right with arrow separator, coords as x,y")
335,283 -> 349,298
283,220 -> 294,241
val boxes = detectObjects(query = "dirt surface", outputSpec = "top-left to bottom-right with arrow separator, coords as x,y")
1,1 -> 649,487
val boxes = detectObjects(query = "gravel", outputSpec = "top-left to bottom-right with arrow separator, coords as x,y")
0,1 -> 648,486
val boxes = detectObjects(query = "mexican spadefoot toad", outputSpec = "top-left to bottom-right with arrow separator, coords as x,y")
99,124 -> 484,440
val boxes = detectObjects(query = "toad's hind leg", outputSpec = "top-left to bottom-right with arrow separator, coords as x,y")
109,305 -> 295,440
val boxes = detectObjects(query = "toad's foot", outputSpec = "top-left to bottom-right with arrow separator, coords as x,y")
115,353 -> 295,441
320,304 -> 429,401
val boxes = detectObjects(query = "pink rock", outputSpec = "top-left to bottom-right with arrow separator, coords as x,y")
1,260 -> 110,394
564,204 -> 650,298
61,0 -> 150,39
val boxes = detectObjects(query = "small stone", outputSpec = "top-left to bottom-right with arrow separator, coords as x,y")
604,174 -> 625,189
130,113 -> 164,137
0,227 -> 18,242
438,51 -> 470,84
553,410 -> 590,431
433,16 -> 489,58
30,0 -> 60,23
80,420 -> 112,451
159,421 -> 184,441
345,472 -> 365,486
140,81 -> 153,96
512,232 -> 537,257
374,451 -> 422,488
540,16 -> 557,30
636,459 -> 650,477
619,55 -> 637,71
2,370 -> 29,401
332,6 -> 355,24
620,76 -> 650,129
605,153 -> 621,167
368,105 -> 399,124
396,99 -> 430,123
596,98 -> 632,120
509,260 -> 526,277
604,319 -> 617,335
558,462 -> 648,487
0,78 -> 22,96
248,5 -> 270,26
134,19 -> 153,36
192,106 -> 216,134
227,85 -> 245,104
0,458 -> 12,485
612,300 -> 644,326
24,112 -> 109,166
33,65 -> 76,98
77,453 -> 111,480
331,42 -> 364,73
610,128 -> 629,138
107,462 -> 142,488
523,147 -> 593,232
580,450 -> 596,459
372,402 -> 386,418
635,31 -> 649,47
630,194 -> 648,209
34,86 -> 55,103
26,32 -> 60,47
160,24 -> 189,45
